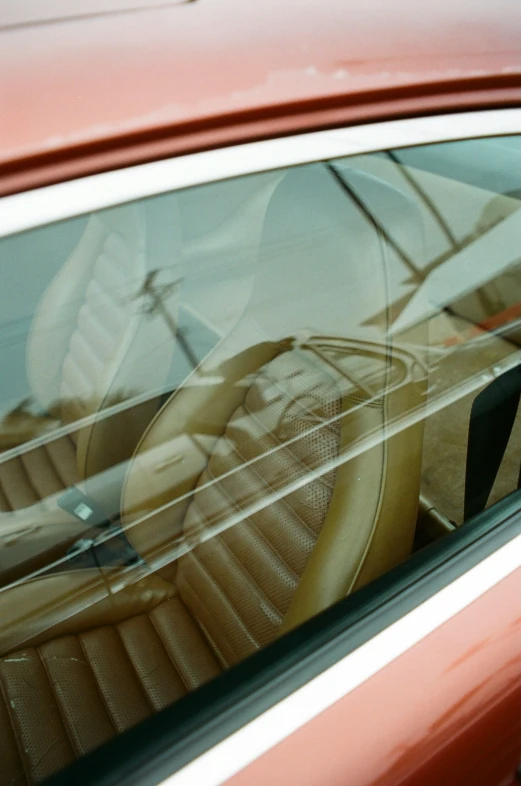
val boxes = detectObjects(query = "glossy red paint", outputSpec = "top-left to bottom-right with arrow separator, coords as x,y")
225,567 -> 521,786
1,0 -> 521,194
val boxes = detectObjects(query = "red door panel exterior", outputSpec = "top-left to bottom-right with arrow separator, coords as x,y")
226,567 -> 521,786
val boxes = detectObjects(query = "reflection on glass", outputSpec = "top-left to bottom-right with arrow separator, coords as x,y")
0,137 -> 520,784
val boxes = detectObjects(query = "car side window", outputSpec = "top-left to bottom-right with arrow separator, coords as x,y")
343,137 -> 521,526
0,135 -> 520,785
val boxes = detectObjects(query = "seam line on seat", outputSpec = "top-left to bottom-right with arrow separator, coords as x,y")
182,550 -> 260,650
195,616 -> 228,670
174,579 -> 233,669
146,611 -> 190,692
245,517 -> 300,581
199,531 -> 284,623
113,623 -> 156,713
77,636 -> 118,734
240,397 -> 337,493
225,438 -> 321,540
191,469 -> 294,618
41,441 -> 73,490
36,646 -> 78,757
244,361 -> 340,441
187,476 -> 286,616
0,475 -> 14,512
15,454 -> 42,505
33,444 -> 67,493
188,437 -> 319,611
203,450 -> 316,541
217,435 -> 322,545
0,667 -> 30,784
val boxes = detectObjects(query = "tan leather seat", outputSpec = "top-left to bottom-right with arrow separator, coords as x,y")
0,204 -> 179,582
0,164 -> 425,784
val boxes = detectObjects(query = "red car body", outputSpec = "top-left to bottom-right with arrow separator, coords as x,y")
1,0 -> 520,195
0,3 -> 521,786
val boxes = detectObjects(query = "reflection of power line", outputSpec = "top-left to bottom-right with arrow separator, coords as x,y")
326,162 -> 422,281
385,151 -> 507,314
132,269 -> 199,370
386,150 -> 459,249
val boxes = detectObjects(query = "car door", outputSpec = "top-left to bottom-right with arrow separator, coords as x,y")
1,109 -> 521,786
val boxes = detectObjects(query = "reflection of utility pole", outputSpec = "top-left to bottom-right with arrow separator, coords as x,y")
133,269 -> 200,370
326,162 -> 422,280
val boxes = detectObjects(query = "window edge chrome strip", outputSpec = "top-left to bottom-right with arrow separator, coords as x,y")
1,108 -> 521,239
161,530 -> 521,786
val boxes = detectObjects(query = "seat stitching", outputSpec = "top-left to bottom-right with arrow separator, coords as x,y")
193,615 -> 227,670
36,647 -> 77,756
229,419 -> 311,487
41,441 -> 73,490
245,363 -> 340,439
193,523 -> 285,621
244,518 -> 300,580
202,451 -> 316,544
146,610 -> 190,692
0,667 -> 30,784
236,367 -> 340,490
240,397 -> 337,490
26,444 -> 66,494
174,578 -> 237,668
15,455 -> 42,504
192,458 -> 296,579
77,636 -> 118,734
195,443 -> 317,582
129,614 -> 188,694
182,550 -> 260,649
195,458 -> 299,593
113,623 -> 155,713
222,440 -> 320,542
0,475 -> 14,512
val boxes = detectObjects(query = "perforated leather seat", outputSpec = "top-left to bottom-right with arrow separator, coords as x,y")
0,335 -> 424,785
0,204 -> 178,582
0,164 -> 426,784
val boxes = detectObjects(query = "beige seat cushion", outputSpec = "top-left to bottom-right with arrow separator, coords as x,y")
0,434 -> 78,513
0,592 -> 220,785
0,338 -> 424,785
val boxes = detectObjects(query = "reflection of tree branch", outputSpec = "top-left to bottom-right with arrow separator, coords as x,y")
132,269 -> 200,370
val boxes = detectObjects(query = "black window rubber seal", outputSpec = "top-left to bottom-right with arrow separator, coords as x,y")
44,489 -> 521,786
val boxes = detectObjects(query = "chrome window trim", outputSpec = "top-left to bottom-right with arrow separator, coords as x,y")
1,108 -> 521,238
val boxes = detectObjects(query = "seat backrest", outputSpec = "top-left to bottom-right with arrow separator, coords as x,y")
121,163 -> 426,666
26,203 -> 180,479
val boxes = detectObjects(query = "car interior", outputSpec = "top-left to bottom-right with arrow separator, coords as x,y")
0,140 -> 520,785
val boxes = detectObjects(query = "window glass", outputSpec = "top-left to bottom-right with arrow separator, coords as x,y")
0,135 -> 519,785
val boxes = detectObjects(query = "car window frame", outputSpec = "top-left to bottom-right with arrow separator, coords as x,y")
1,109 -> 521,240
1,107 -> 520,786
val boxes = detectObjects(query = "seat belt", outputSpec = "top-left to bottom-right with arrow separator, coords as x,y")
464,363 -> 521,520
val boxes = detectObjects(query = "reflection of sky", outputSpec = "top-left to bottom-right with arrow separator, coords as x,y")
2,137 -> 520,418
0,217 -> 87,416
